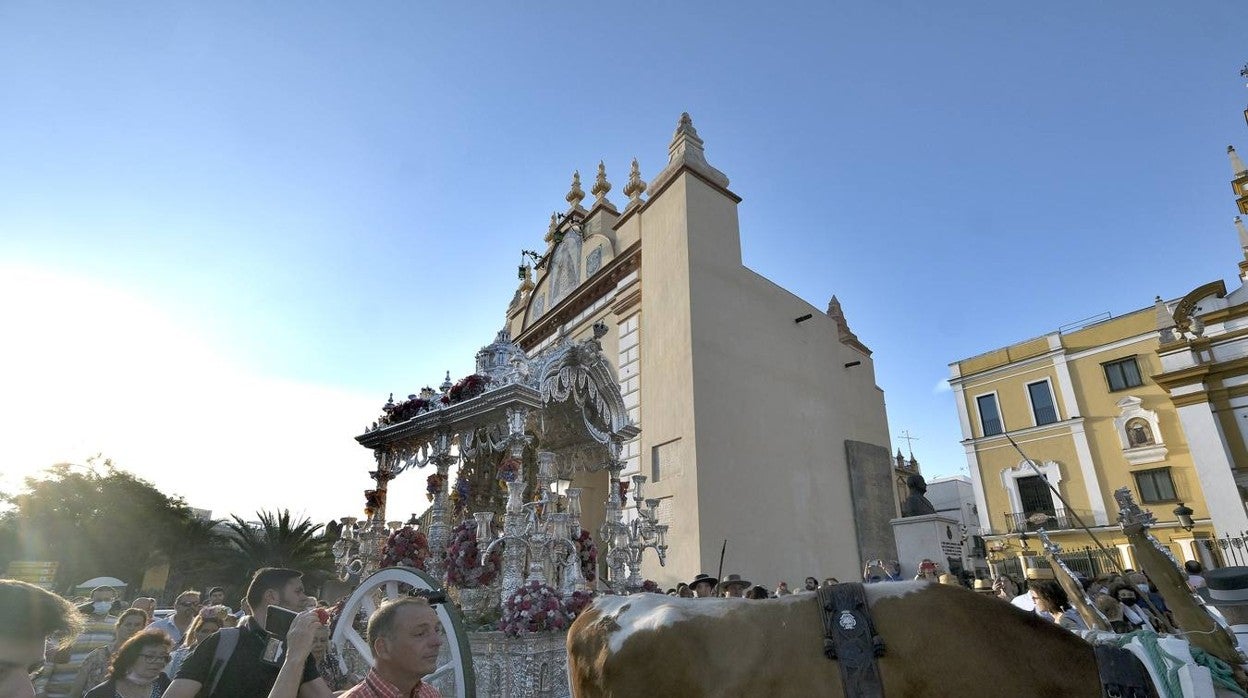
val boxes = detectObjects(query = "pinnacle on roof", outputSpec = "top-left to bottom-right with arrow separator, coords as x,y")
544,213 -> 558,244
622,158 -> 647,210
647,112 -> 730,196
1154,296 -> 1175,331
591,161 -> 612,205
566,170 -> 586,212
1237,216 -> 1248,253
1230,145 -> 1247,178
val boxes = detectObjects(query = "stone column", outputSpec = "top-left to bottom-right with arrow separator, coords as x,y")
1176,402 -> 1248,535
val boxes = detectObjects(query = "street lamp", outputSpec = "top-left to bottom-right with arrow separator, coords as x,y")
1173,502 -> 1195,532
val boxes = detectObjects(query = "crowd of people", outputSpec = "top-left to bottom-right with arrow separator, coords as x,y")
4,567 -> 446,698
660,573 -> 841,599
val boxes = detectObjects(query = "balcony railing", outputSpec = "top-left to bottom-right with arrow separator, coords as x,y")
1003,508 -> 1092,534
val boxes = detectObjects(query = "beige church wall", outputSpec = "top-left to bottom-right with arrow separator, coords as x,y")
643,173 -> 890,586
632,176 -> 703,587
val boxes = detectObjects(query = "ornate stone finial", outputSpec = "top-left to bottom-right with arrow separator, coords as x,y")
591,161 -> 611,204
1230,145 -> 1247,177
440,371 -> 453,394
1236,216 -> 1248,253
1114,486 -> 1157,528
544,213 -> 558,244
647,112 -> 730,196
1154,296 -> 1176,343
566,170 -> 586,211
622,157 -> 647,209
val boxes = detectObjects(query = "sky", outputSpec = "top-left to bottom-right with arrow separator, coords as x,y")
1,2 -> 1245,526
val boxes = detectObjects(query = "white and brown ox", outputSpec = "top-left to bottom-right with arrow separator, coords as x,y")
567,581 -> 1102,697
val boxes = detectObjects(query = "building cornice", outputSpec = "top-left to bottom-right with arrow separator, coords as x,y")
960,418 -> 1084,448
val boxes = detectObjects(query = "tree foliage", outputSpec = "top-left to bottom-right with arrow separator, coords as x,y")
224,509 -> 335,592
0,458 -> 227,596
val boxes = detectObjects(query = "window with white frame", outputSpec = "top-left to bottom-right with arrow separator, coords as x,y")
1026,380 -> 1059,426
976,393 -> 1003,437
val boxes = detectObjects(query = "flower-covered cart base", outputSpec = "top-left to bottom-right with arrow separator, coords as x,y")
467,630 -> 570,698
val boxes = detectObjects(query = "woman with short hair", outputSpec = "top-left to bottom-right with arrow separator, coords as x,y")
69,608 -> 148,698
83,629 -> 173,698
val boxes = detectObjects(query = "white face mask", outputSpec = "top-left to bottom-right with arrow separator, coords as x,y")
1136,583 -> 1150,595
93,601 -> 112,615
126,671 -> 157,686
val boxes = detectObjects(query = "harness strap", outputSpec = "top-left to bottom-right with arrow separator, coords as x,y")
818,583 -> 886,698
1093,644 -> 1159,698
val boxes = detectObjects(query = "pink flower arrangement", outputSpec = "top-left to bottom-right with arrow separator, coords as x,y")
574,529 -> 598,583
380,525 -> 430,571
561,589 -> 595,621
442,374 -> 492,405
426,473 -> 445,502
640,579 -> 660,594
445,520 -> 501,589
499,581 -> 571,637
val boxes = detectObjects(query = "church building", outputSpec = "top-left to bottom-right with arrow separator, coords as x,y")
501,114 -> 897,586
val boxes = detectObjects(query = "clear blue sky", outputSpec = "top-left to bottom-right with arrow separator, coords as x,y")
1,2 -> 1244,523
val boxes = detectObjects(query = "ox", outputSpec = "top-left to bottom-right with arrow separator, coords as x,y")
567,581 -> 1102,697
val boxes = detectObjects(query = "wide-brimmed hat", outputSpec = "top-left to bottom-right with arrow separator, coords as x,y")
721,574 -> 751,589
688,573 -> 719,588
1205,566 -> 1248,606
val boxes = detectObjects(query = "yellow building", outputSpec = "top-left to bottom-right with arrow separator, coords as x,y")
949,106 -> 1248,578
949,309 -> 1216,578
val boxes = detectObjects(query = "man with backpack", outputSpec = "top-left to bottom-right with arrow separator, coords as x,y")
162,568 -> 332,698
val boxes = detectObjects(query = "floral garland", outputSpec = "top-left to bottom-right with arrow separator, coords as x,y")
426,473 -> 445,502
442,374 -> 492,405
380,525 -> 429,571
445,519 -> 501,589
561,589 -> 594,620
450,477 -> 471,517
574,529 -> 598,583
499,581 -> 571,636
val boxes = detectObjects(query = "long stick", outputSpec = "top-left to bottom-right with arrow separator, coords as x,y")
715,539 -> 727,595
1003,433 -> 1127,575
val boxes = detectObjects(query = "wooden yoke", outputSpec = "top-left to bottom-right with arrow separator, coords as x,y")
1037,530 -> 1111,631
1114,488 -> 1244,670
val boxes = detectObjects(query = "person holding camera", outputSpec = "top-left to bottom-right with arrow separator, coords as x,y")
161,568 -> 333,698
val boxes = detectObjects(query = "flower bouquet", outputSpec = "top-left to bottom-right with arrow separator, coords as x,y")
499,581 -> 571,637
640,579 -> 661,594
574,529 -> 598,583
443,373 -> 492,405
380,396 -> 432,426
380,525 -> 429,570
445,519 -> 501,589
561,589 -> 595,621
426,473 -> 445,502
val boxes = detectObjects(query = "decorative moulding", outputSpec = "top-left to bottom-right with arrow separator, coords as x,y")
1113,396 -> 1167,465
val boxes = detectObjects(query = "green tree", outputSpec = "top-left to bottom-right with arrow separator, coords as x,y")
0,458 -> 210,595
224,509 -> 335,592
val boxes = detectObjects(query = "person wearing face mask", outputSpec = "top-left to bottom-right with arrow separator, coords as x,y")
82,630 -> 173,698
67,609 -> 149,698
35,586 -> 120,698
1109,582 -> 1162,631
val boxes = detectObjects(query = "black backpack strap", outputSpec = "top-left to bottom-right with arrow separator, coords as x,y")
199,626 -> 241,698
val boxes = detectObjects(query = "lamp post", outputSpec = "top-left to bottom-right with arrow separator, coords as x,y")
1174,502 -> 1195,532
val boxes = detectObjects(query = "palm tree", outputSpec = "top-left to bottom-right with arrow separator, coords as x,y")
161,515 -> 232,600
224,510 -> 335,590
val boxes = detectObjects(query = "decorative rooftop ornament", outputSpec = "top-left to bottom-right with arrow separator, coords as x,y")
1114,486 -> 1157,529
566,170 -> 586,210
647,112 -> 730,196
1231,145 -> 1247,177
622,158 -> 646,209
440,370 -> 453,394
591,161 -> 611,205
544,213 -> 558,244
1237,216 -> 1248,254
